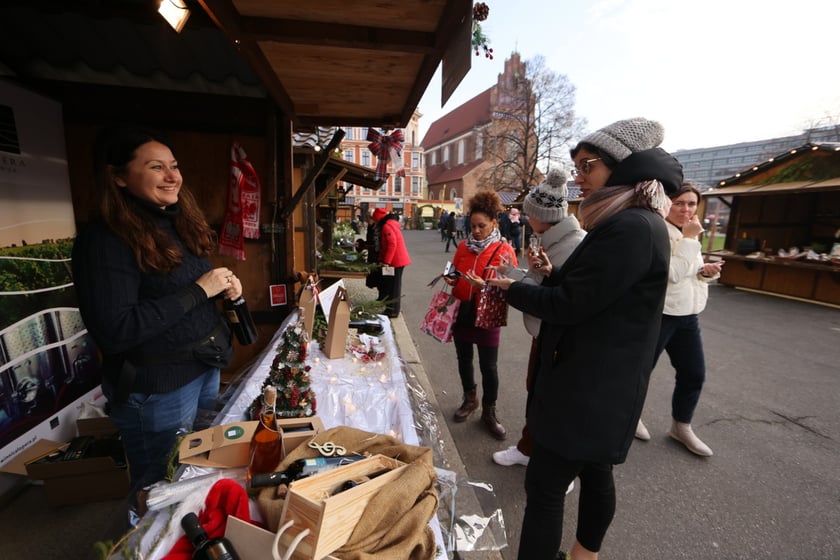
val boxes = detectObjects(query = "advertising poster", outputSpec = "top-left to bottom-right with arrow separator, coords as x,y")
0,82 -> 103,473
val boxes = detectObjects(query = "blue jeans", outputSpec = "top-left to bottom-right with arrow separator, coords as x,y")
518,441 -> 615,558
104,368 -> 220,498
654,314 -> 706,423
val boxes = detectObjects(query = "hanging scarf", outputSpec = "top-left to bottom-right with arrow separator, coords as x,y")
219,143 -> 261,260
465,227 -> 502,254
367,129 -> 406,182
578,180 -> 670,230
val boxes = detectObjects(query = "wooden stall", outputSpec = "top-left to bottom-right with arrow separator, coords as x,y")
702,143 -> 840,306
2,0 -> 473,377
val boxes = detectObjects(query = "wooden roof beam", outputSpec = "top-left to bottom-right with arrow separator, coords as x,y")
239,18 -> 436,54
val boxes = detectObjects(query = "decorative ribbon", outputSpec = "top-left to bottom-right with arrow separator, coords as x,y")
219,143 -> 261,260
367,128 -> 406,182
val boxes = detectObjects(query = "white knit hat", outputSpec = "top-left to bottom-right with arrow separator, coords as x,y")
523,169 -> 569,224
580,118 -> 665,162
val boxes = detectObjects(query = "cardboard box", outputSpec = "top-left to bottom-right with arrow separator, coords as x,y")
179,417 -> 323,469
278,454 -> 407,560
322,286 -> 350,359
179,421 -> 257,468
299,280 -> 319,340
278,416 -> 324,457
2,417 -> 130,507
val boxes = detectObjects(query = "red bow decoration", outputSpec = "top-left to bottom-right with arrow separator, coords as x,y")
367,128 -> 405,182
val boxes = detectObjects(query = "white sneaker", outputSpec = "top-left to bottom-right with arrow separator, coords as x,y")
635,419 -> 651,441
492,445 -> 529,466
565,480 -> 574,495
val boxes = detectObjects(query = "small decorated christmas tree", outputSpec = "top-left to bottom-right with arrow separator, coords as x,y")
250,319 -> 317,419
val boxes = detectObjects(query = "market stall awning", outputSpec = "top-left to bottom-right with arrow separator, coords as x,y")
1,0 -> 473,130
704,177 -> 840,197
200,0 -> 473,128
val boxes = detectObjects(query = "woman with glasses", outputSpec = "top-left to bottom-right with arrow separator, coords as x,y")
490,118 -> 683,560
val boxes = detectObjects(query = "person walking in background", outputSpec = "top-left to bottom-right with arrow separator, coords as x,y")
635,183 -> 724,456
489,117 -> 683,560
455,213 -> 466,240
369,207 -> 411,318
72,126 -> 242,521
497,207 -> 512,243
444,211 -> 457,252
444,191 -> 517,440
508,207 -> 523,256
491,169 -> 585,480
438,211 -> 448,241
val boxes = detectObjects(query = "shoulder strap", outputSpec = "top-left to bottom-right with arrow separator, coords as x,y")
481,242 -> 506,280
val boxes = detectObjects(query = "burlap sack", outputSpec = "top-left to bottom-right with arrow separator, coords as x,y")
257,425 -> 438,560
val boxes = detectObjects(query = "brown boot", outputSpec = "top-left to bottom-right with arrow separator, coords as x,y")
453,387 -> 478,422
481,404 -> 507,440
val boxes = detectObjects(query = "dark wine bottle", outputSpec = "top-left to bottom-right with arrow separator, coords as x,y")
181,512 -> 240,560
250,453 -> 368,488
224,296 -> 257,345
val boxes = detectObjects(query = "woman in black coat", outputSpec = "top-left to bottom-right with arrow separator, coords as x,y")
490,118 -> 684,560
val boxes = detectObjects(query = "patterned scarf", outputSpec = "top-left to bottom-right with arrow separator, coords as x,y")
465,227 -> 502,254
578,180 -> 671,230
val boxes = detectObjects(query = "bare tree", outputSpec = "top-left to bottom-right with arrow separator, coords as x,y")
478,55 -> 586,194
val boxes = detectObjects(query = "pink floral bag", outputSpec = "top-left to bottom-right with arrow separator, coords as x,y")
420,285 -> 460,343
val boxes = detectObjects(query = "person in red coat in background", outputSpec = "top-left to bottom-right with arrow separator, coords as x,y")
369,207 -> 411,318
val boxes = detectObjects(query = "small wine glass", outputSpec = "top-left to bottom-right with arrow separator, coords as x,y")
529,235 -> 541,256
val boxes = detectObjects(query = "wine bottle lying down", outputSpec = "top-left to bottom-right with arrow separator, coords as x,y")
249,453 -> 368,488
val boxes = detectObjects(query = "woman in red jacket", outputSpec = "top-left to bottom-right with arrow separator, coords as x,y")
369,207 -> 411,318
444,191 -> 517,440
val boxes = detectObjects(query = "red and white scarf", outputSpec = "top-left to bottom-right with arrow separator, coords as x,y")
219,143 -> 261,260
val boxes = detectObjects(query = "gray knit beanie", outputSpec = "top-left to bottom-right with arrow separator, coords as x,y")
580,117 -> 665,162
523,169 -> 569,224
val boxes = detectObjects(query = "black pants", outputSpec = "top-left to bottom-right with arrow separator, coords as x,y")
518,441 -> 616,558
453,339 -> 499,404
445,234 -> 456,252
376,266 -> 404,318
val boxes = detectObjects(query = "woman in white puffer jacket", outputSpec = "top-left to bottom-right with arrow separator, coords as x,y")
636,183 -> 725,456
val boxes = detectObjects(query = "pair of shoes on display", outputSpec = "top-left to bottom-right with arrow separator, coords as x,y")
669,421 -> 713,456
635,419 -> 651,441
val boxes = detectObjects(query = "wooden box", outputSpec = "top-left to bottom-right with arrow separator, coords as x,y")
278,454 -> 406,560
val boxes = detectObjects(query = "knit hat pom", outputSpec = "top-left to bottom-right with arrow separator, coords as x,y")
523,169 -> 570,224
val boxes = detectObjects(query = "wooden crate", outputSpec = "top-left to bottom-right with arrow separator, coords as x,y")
278,454 -> 406,560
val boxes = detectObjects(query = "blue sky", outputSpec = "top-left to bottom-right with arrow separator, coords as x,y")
418,0 -> 840,153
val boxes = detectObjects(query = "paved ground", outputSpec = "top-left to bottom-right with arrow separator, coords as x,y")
398,228 -> 840,560
2,227 -> 839,560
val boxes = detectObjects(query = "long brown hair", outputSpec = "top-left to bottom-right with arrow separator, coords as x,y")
94,126 -> 216,272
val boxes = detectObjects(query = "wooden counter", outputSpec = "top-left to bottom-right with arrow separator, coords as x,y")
706,251 -> 840,305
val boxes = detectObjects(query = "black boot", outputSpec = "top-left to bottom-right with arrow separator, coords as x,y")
453,387 -> 478,422
481,404 -> 507,440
